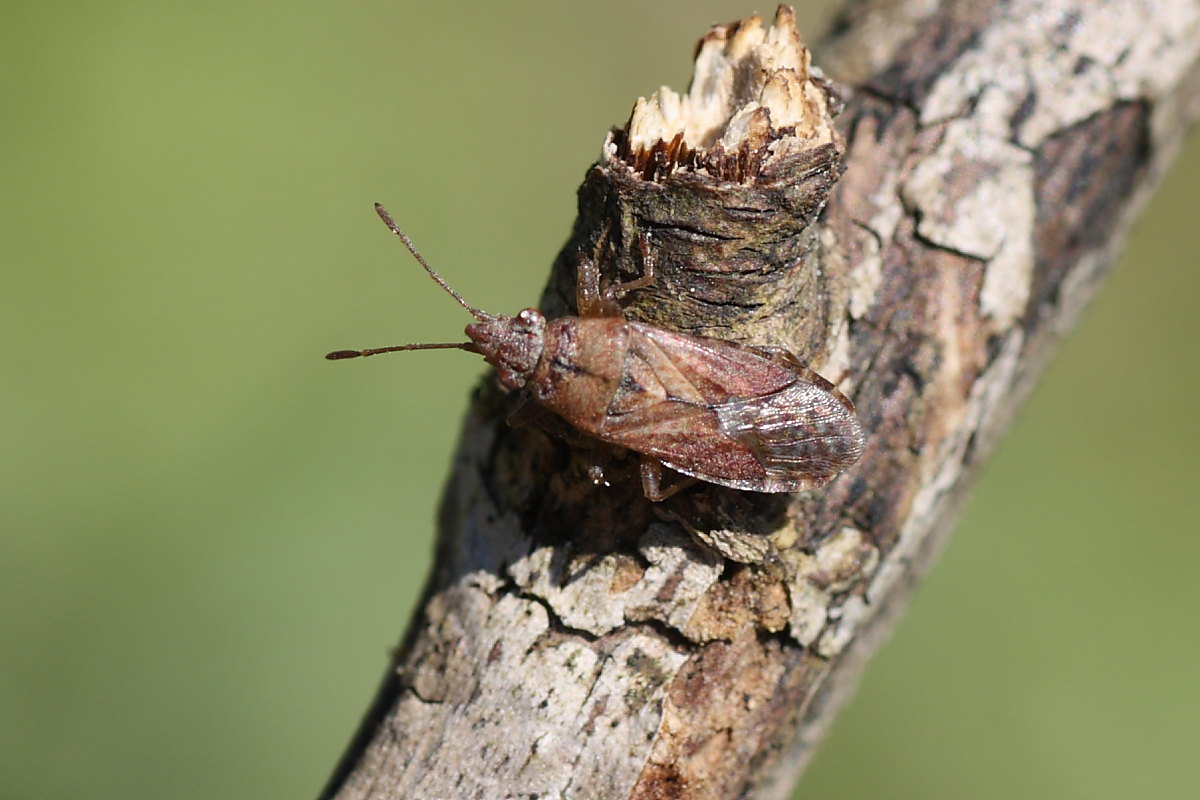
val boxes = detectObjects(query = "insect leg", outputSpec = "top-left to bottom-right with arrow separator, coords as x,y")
575,222 -> 618,317
603,230 -> 656,303
662,511 -> 775,564
639,456 -> 698,502
577,229 -> 657,318
575,253 -> 623,317
506,394 -> 548,428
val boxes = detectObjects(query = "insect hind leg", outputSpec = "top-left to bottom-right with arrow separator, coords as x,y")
639,456 -> 698,502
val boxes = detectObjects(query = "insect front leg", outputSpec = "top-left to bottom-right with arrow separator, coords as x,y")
576,253 -> 621,317
576,230 -> 657,318
506,394 -> 547,427
605,231 -> 656,302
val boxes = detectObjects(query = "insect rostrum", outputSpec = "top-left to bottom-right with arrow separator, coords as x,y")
328,204 -> 865,501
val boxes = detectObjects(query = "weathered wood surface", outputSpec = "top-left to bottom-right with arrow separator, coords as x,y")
321,2 -> 1200,799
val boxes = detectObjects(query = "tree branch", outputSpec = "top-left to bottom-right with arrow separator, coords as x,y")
320,2 -> 1200,798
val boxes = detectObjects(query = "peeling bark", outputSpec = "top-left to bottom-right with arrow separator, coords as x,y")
320,2 -> 1200,799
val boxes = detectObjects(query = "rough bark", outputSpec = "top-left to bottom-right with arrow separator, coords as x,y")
320,2 -> 1200,799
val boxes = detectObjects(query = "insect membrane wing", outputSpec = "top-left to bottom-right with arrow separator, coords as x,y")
715,381 -> 865,489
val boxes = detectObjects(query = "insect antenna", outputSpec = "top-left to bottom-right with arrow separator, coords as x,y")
374,203 -> 493,321
326,341 -> 482,360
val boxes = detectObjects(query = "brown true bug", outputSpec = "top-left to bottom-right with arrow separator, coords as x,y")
327,203 -> 865,501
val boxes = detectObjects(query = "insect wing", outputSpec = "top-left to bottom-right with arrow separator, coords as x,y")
598,397 -> 768,489
626,323 -> 800,402
714,379 -> 864,490
598,324 -> 863,492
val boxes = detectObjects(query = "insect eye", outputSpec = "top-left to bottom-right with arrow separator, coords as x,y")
518,308 -> 538,323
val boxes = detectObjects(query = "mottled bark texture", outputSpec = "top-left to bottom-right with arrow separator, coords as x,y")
322,2 -> 1200,799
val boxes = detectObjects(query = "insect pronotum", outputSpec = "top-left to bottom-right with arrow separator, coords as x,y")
328,203 -> 865,501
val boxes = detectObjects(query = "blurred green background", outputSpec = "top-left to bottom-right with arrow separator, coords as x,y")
3,2 -> 1197,798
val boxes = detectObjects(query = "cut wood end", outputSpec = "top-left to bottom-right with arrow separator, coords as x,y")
610,5 -> 838,181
